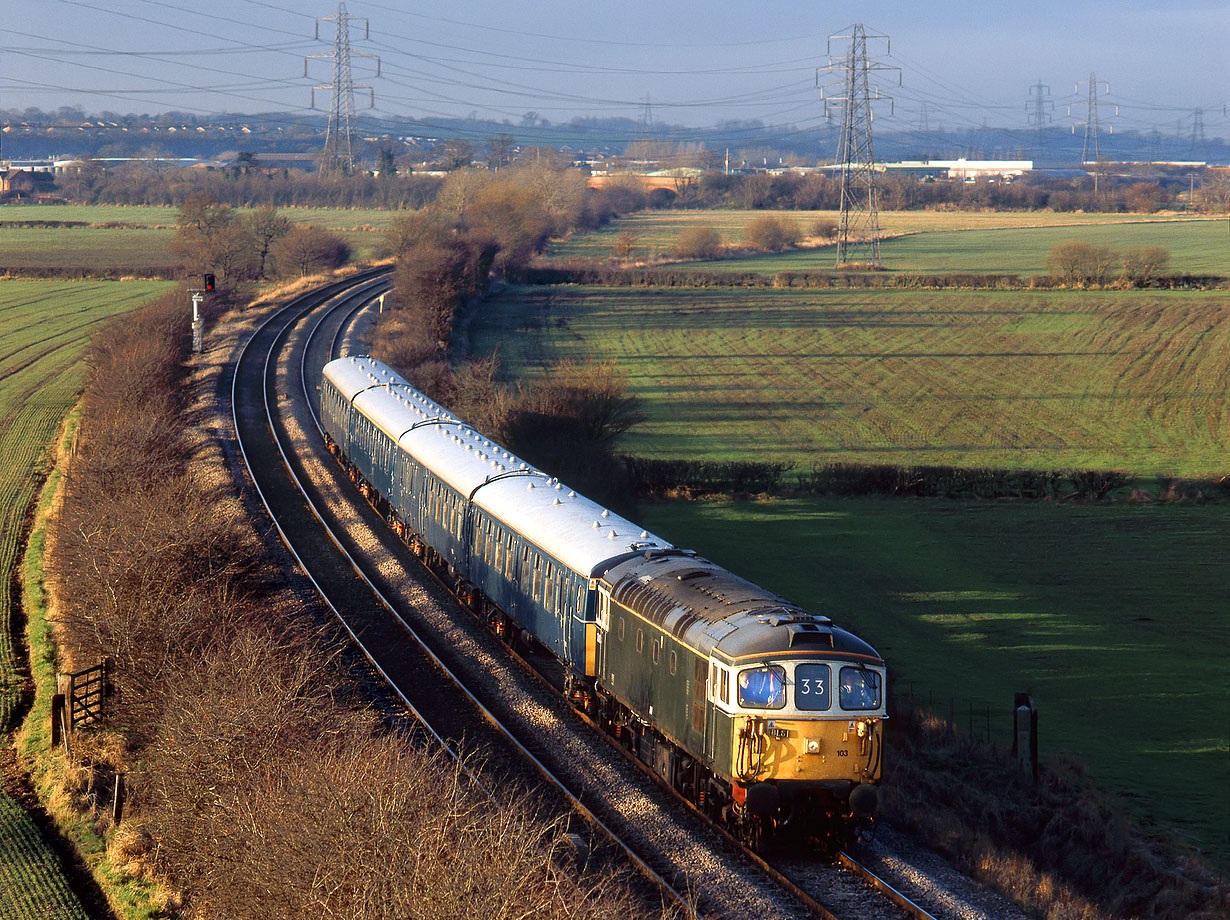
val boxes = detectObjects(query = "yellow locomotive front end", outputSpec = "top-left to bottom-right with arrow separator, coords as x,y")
719,658 -> 885,842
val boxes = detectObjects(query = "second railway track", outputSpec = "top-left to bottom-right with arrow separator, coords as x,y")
222,272 -> 1012,920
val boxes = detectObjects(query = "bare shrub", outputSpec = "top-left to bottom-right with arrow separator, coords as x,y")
612,230 -> 639,261
1046,240 -> 1119,287
811,218 -> 839,240
599,175 -> 648,214
1120,245 -> 1171,286
270,225 -> 351,278
138,628 -> 649,920
377,210 -> 452,260
669,226 -> 723,260
741,215 -> 801,252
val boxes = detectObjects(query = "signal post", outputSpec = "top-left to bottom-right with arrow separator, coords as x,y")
189,273 -> 214,353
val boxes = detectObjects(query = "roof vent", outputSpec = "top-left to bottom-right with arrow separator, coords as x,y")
640,531 -> 649,539
787,623 -> 834,648
568,491 -> 576,498
607,530 -> 617,539
601,509 -> 610,518
526,482 -> 535,491
592,521 -> 600,529
553,498 -> 561,505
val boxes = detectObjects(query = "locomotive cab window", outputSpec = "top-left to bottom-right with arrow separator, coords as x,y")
839,666 -> 881,711
737,665 -> 786,710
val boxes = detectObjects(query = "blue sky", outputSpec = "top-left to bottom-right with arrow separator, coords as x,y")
1,0 -> 1226,138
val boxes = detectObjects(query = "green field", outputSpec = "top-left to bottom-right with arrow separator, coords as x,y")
0,279 -> 169,919
472,285 -> 1230,479
0,204 -> 399,268
544,209 -> 1227,276
0,203 -> 406,229
633,497 -> 1230,870
0,226 -> 177,271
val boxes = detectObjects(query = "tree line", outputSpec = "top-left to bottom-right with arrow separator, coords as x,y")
48,154 -> 1230,216
651,170 -> 1229,214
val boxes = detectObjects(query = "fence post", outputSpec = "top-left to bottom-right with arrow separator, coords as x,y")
112,773 -> 125,825
50,693 -> 65,747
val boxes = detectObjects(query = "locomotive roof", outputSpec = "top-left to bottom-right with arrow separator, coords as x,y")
602,551 -> 882,664
323,356 -> 672,576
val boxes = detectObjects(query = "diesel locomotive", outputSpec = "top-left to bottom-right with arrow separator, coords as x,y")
320,355 -> 886,845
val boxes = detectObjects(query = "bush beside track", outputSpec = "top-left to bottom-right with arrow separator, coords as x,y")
33,283 -> 658,920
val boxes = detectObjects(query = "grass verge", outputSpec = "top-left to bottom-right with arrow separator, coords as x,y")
16,411 -> 171,920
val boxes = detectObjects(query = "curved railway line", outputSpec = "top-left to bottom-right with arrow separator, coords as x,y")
222,271 -> 1015,920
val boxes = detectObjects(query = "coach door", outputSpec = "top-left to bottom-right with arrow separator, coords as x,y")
705,658 -> 731,762
595,587 -> 610,678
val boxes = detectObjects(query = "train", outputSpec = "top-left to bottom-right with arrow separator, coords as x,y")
320,355 -> 886,847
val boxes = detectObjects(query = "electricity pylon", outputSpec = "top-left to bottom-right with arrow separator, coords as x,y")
1026,80 -> 1053,133
1190,108 -> 1206,153
819,24 -> 899,268
1069,73 -> 1116,194
306,2 -> 380,175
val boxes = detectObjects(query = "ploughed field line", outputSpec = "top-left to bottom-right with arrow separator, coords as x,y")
227,273 -> 972,920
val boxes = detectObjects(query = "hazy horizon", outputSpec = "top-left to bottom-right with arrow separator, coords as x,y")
2,1 -> 1227,141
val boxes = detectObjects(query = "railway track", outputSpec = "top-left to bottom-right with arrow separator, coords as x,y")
222,272 -> 1012,920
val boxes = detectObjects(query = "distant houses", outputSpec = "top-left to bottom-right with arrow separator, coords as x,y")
0,168 -> 57,200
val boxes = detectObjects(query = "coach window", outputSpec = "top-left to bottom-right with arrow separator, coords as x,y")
636,629 -> 644,654
669,650 -> 678,676
651,638 -> 660,665
618,617 -> 625,641
720,669 -> 730,705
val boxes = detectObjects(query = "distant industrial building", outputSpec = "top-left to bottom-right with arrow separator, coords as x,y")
879,159 -> 1033,180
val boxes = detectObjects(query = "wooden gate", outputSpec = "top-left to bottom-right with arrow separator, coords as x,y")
52,658 -> 112,747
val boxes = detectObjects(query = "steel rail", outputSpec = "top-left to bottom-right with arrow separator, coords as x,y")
836,851 -> 941,920
232,276 -> 699,919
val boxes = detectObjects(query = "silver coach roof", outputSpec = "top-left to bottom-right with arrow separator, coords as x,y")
323,356 -> 671,576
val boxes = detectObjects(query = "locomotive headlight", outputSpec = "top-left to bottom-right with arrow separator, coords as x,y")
805,739 -> 821,754
857,721 -> 867,739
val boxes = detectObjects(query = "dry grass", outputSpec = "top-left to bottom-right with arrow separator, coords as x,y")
883,711 -> 1230,920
